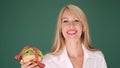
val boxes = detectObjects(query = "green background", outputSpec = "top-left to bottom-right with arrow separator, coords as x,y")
0,0 -> 120,68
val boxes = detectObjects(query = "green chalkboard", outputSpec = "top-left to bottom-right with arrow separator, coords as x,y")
0,0 -> 120,68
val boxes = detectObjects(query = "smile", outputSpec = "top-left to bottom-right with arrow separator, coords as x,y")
66,29 -> 77,35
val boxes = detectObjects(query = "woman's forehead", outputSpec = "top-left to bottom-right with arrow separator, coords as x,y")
62,9 -> 78,19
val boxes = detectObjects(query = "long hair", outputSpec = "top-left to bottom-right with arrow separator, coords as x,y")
50,4 -> 97,55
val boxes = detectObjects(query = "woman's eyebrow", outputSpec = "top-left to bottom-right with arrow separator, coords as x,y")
74,17 -> 79,19
62,17 -> 68,19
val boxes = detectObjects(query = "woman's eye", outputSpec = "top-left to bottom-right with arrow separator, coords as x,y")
74,20 -> 79,22
63,20 -> 68,23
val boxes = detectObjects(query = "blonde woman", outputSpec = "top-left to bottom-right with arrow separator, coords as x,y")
21,4 -> 107,68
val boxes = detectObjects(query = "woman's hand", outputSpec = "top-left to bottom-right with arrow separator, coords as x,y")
21,62 -> 40,68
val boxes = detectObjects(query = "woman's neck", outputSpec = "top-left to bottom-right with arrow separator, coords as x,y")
65,39 -> 84,58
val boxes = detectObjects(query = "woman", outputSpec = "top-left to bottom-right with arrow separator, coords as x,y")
21,4 -> 107,68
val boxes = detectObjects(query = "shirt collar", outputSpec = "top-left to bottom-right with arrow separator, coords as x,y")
58,44 -> 91,62
82,44 -> 89,59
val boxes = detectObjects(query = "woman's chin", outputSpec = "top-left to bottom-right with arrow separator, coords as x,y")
66,36 -> 79,40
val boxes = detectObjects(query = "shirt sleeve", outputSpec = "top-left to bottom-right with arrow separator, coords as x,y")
98,51 -> 107,68
101,55 -> 107,68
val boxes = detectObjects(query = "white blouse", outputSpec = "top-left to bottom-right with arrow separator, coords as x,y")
42,45 -> 107,68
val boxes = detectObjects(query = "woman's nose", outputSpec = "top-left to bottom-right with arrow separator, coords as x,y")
69,21 -> 75,28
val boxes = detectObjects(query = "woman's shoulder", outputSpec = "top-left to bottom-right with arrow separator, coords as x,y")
83,44 -> 105,58
88,50 -> 107,67
88,49 -> 105,59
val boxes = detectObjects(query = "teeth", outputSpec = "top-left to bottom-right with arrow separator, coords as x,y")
68,31 -> 76,34
67,30 -> 77,35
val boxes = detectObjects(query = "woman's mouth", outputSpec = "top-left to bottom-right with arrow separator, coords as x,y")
66,29 -> 78,35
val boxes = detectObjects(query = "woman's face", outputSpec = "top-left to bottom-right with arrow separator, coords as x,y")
61,10 -> 83,41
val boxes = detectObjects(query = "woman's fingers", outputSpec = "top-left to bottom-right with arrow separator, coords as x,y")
21,62 -> 32,68
21,62 -> 39,68
27,63 -> 38,68
39,62 -> 45,68
21,61 -> 45,68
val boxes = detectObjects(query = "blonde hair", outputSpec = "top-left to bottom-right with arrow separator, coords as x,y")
50,4 -> 97,55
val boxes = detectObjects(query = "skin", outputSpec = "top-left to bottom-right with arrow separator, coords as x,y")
62,10 -> 84,68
